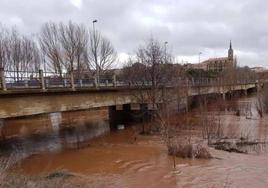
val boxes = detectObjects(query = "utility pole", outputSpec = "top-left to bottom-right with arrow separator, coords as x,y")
92,19 -> 99,85
164,41 -> 168,63
198,52 -> 202,64
198,52 -> 202,85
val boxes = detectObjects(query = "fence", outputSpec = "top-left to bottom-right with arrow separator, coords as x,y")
0,69 -> 257,91
0,69 -> 119,91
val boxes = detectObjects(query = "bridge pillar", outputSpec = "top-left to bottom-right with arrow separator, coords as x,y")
109,104 -> 150,129
0,68 -> 6,91
244,89 -> 248,96
39,70 -> 46,91
178,97 -> 190,113
24,80 -> 29,88
0,119 -> 4,140
184,96 -> 190,113
222,92 -> 226,100
79,79 -> 83,87
109,104 -> 131,129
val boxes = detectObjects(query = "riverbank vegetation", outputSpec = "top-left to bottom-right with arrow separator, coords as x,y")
120,36 -> 264,159
255,85 -> 268,118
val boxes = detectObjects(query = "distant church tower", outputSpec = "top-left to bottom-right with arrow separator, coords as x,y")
228,40 -> 234,60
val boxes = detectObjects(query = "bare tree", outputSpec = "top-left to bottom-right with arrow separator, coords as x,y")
21,36 -> 41,72
4,29 -> 40,80
87,29 -> 117,83
122,37 -> 180,134
135,38 -> 177,112
39,22 -> 64,76
0,26 -> 9,70
59,22 -> 76,72
7,29 -> 22,80
59,22 -> 88,75
137,38 -> 165,88
74,24 -> 88,78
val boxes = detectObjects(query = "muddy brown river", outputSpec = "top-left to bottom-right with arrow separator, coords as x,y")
3,96 -> 268,187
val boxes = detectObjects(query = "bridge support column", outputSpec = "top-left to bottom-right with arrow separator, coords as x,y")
243,89 -> 248,96
24,80 -> 29,88
179,97 -> 189,113
222,92 -> 226,100
0,119 -> 4,140
109,104 -> 150,130
109,104 -> 131,129
0,68 -> 6,91
256,83 -> 262,93
39,69 -> 46,91
79,79 -> 83,87
185,97 -> 189,113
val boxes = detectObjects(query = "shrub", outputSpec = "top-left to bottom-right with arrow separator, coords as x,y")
168,143 -> 212,159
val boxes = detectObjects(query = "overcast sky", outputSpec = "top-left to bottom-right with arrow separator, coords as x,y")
0,0 -> 268,67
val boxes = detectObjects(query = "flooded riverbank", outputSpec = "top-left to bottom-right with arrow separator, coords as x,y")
3,95 -> 268,187
12,128 -> 268,188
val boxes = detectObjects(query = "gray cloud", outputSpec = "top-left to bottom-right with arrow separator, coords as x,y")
0,0 -> 267,67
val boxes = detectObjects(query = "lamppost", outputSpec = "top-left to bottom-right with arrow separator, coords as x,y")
42,53 -> 46,77
198,52 -> 202,85
93,19 -> 97,32
92,19 -> 99,85
198,52 -> 202,64
164,41 -> 168,63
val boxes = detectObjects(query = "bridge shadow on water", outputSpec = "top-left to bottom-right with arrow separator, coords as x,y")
0,109 -> 111,158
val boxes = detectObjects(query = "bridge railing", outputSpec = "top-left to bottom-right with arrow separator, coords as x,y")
3,70 -> 41,90
0,69 -> 257,91
0,69 -> 124,90
44,73 -> 72,89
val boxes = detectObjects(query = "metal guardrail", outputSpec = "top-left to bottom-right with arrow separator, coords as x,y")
0,69 -> 257,92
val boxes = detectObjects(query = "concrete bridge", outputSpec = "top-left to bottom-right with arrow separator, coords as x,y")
0,68 -> 258,128
0,82 -> 257,119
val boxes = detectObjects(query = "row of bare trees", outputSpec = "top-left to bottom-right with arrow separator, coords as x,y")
40,22 -> 117,79
0,21 -> 117,81
0,27 -> 41,81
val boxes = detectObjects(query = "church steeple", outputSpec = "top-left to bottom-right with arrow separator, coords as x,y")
228,40 -> 233,60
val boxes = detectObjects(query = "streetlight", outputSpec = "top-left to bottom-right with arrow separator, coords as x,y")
92,19 -> 99,85
164,41 -> 168,63
92,19 -> 97,32
198,52 -> 202,85
198,52 -> 202,64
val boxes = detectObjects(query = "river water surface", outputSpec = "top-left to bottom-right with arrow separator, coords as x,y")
5,96 -> 268,188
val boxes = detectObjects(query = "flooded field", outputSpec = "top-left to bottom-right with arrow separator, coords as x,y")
2,95 -> 268,188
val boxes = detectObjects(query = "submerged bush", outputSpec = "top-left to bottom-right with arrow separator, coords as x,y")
168,143 -> 212,159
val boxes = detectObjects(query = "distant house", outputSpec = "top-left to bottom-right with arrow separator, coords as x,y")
253,68 -> 268,81
251,67 -> 266,73
187,41 -> 236,72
